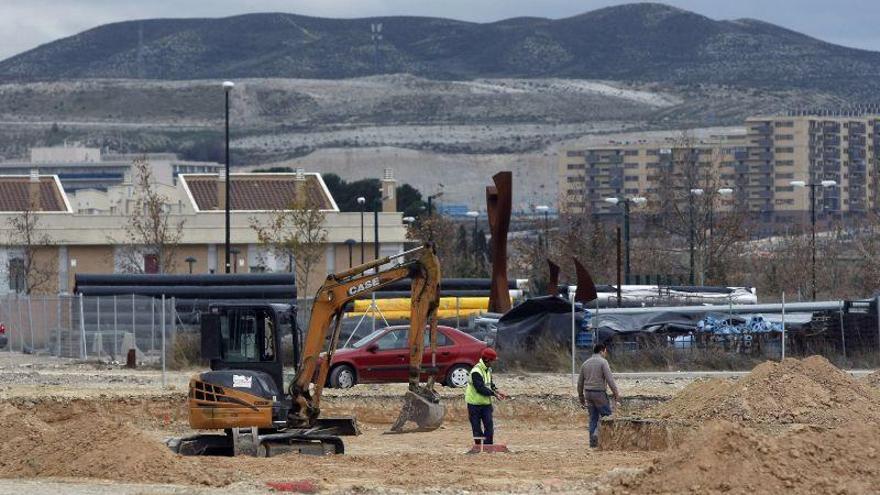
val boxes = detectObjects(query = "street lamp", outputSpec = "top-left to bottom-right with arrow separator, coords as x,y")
534,205 -> 550,249
604,196 -> 647,284
357,196 -> 366,263
185,256 -> 197,274
466,210 -> 479,264
229,247 -> 240,274
344,239 -> 356,268
223,81 -> 234,273
687,189 -> 705,285
791,179 -> 837,300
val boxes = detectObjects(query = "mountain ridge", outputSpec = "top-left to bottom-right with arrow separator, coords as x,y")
1,3 -> 878,97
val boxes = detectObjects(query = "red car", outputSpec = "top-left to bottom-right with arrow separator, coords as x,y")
327,325 -> 487,389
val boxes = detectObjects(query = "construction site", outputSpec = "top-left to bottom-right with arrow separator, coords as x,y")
2,351 -> 880,494
1,168 -> 880,494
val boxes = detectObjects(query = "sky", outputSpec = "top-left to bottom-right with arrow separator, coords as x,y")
2,0 -> 879,60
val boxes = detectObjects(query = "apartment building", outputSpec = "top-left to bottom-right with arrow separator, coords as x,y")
559,111 -> 880,227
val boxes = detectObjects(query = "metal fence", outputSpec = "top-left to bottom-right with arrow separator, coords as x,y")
0,294 -> 176,367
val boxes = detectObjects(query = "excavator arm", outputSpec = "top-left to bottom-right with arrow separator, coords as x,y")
287,243 -> 443,431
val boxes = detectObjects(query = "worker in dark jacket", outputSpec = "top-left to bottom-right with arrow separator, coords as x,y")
465,347 -> 507,446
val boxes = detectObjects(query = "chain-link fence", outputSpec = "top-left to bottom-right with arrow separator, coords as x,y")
0,294 -> 177,366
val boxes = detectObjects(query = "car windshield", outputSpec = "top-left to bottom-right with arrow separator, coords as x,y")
350,328 -> 389,348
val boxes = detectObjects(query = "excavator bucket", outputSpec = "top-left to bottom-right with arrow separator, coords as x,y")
387,389 -> 446,433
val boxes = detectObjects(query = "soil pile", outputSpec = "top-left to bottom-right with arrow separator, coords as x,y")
645,356 -> 880,426
861,369 -> 880,388
0,408 -> 228,486
609,420 -> 880,495
0,403 -> 51,441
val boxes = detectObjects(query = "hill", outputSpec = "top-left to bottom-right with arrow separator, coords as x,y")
2,3 -> 880,97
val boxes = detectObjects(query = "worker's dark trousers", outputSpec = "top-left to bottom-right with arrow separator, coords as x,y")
467,403 -> 494,445
586,390 -> 613,445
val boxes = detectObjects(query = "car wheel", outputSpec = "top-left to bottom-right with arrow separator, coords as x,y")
330,365 -> 356,389
446,364 -> 471,388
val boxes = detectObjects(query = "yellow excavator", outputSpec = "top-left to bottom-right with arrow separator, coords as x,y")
169,243 -> 443,456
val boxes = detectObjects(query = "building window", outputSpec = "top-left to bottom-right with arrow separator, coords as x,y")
566,151 -> 586,157
624,150 -> 639,156
776,160 -> 795,166
624,175 -> 639,182
567,163 -> 585,170
775,147 -> 794,153
8,258 -> 25,293
144,254 -> 159,274
775,135 -> 794,141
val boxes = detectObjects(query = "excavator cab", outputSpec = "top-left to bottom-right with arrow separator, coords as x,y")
174,303 -> 358,457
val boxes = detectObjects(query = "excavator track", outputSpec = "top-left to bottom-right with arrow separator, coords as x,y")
169,428 -> 347,457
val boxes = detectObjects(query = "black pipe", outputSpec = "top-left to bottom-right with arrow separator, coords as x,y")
74,284 -> 297,299
75,273 -> 295,287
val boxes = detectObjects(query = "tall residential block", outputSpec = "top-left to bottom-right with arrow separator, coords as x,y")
559,112 -> 880,227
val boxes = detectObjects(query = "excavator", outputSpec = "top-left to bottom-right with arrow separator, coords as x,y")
168,243 -> 444,456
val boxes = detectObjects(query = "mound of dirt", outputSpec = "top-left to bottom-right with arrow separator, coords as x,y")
0,411 -> 229,486
861,369 -> 880,388
608,420 -> 880,495
645,356 -> 880,426
0,403 -> 51,441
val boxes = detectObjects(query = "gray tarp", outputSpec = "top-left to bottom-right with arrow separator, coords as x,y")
495,296 -> 805,351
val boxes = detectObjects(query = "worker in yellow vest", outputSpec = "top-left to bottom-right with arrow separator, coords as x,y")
465,347 -> 508,448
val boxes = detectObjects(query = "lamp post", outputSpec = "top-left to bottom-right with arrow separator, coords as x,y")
604,196 -> 647,284
230,247 -> 240,274
466,211 -> 479,264
185,256 -> 197,274
222,81 -> 234,273
534,205 -> 550,249
791,179 -> 837,300
687,188 -> 704,285
357,196 -> 366,263
425,192 -> 443,242
344,239 -> 356,268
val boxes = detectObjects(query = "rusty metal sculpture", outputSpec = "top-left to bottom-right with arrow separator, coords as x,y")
487,172 -> 512,313
573,257 -> 598,303
547,260 -> 560,297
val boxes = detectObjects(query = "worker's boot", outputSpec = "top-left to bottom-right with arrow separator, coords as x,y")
589,434 -> 598,449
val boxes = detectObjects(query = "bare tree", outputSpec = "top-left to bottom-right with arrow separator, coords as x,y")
6,208 -> 55,294
648,132 -> 748,285
250,197 -> 328,298
114,157 -> 185,273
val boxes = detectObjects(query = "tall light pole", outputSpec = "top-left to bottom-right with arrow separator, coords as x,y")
466,210 -> 479,264
687,188 -> 704,285
357,196 -> 366,263
535,205 -> 550,249
222,81 -> 234,273
604,196 -> 647,284
791,179 -> 837,300
344,239 -> 356,268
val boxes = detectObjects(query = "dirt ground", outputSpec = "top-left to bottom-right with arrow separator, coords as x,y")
0,353 -> 674,494
1,353 -> 878,494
